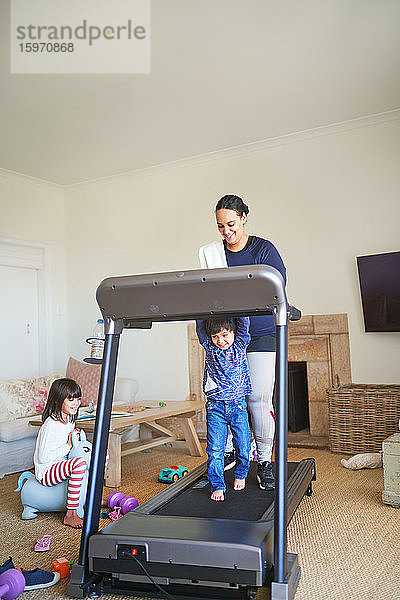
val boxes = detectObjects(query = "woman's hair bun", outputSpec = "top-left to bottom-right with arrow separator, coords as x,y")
215,195 -> 249,216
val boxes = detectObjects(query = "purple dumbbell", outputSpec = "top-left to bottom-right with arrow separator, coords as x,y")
119,495 -> 139,514
0,569 -> 25,600
107,491 -> 139,515
107,491 -> 125,510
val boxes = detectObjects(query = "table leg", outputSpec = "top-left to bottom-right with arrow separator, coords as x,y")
177,415 -> 203,457
138,422 -> 154,453
105,432 -> 121,488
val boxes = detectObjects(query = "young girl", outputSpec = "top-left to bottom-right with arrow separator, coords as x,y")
33,378 -> 86,528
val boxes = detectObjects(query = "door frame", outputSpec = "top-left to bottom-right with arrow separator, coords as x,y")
0,236 -> 53,375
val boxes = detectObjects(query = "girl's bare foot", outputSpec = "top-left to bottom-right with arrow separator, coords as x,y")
211,489 -> 225,501
64,509 -> 83,528
234,478 -> 246,491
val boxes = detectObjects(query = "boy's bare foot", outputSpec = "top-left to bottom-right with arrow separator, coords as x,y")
64,509 -> 83,528
211,489 -> 225,501
234,478 -> 246,491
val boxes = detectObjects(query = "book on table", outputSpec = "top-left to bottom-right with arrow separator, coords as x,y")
77,405 -> 147,421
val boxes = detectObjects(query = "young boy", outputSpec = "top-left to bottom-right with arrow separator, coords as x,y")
196,316 -> 252,501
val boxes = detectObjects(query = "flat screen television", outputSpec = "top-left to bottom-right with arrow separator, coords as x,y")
356,251 -> 400,332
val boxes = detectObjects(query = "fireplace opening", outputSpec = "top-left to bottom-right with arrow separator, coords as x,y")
288,362 -> 309,433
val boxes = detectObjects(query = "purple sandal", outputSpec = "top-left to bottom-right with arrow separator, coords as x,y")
34,535 -> 52,552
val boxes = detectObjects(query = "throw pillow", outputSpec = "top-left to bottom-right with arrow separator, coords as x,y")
66,357 -> 101,407
0,374 -> 63,421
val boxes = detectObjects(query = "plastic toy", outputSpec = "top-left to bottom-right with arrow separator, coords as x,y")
0,568 -> 25,599
100,510 -> 109,519
109,506 -> 122,521
34,534 -> 52,552
157,465 -> 189,483
14,430 -> 92,520
341,452 -> 383,470
52,557 -> 70,579
105,491 -> 139,515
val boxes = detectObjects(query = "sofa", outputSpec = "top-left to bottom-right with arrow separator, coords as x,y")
0,357 -> 138,479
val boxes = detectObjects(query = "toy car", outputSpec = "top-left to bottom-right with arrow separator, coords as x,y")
157,465 -> 189,483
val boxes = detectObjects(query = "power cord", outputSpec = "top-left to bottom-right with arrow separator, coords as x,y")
122,552 -> 177,600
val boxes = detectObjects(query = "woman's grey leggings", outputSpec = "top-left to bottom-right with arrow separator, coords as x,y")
226,351 -> 276,463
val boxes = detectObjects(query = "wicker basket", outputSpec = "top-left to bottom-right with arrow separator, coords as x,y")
328,384 -> 400,454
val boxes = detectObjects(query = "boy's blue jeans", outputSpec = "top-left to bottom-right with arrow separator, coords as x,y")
206,398 -> 251,492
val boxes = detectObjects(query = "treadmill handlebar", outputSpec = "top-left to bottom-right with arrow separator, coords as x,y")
98,265 -> 295,330
105,305 -> 302,334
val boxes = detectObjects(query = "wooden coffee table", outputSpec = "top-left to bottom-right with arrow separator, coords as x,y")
32,400 -> 204,487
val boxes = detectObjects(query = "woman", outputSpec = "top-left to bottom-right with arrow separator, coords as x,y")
199,194 -> 286,490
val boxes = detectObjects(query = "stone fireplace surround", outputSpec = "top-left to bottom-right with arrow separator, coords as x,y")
288,314 -> 351,436
188,314 -> 352,439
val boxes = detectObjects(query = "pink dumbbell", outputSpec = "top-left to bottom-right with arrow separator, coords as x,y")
106,491 -> 139,515
0,569 -> 25,600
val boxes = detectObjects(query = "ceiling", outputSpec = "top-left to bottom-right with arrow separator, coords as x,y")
1,0 -> 399,186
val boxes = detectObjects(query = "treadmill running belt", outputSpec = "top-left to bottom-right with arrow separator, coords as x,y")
154,462 -> 298,521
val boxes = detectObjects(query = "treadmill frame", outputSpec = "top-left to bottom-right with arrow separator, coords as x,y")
86,458 -> 314,599
67,264 -> 306,600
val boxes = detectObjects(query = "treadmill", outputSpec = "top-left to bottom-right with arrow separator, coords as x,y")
68,265 -> 316,600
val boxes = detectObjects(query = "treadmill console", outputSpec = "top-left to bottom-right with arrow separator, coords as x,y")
117,544 -> 147,561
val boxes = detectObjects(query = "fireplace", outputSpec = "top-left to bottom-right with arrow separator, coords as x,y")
288,362 -> 309,433
288,314 -> 352,437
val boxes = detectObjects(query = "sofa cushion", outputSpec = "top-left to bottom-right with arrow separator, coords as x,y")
66,357 -> 101,407
0,415 -> 40,442
0,374 -> 63,422
0,436 -> 36,478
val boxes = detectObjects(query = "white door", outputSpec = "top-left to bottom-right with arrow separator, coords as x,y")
0,264 -> 40,378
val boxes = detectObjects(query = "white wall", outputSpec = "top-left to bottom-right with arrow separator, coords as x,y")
64,171 -> 195,402
65,117 -> 400,400
0,171 -> 68,374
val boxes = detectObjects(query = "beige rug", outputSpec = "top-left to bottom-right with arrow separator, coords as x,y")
1,444 -> 399,600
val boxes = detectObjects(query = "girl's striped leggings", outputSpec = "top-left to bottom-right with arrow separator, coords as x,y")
41,457 -> 87,510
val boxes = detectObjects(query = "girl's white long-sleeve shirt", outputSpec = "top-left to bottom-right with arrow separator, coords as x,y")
33,416 -> 75,481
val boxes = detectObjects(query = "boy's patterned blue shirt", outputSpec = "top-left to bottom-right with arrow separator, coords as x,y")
196,317 -> 252,402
